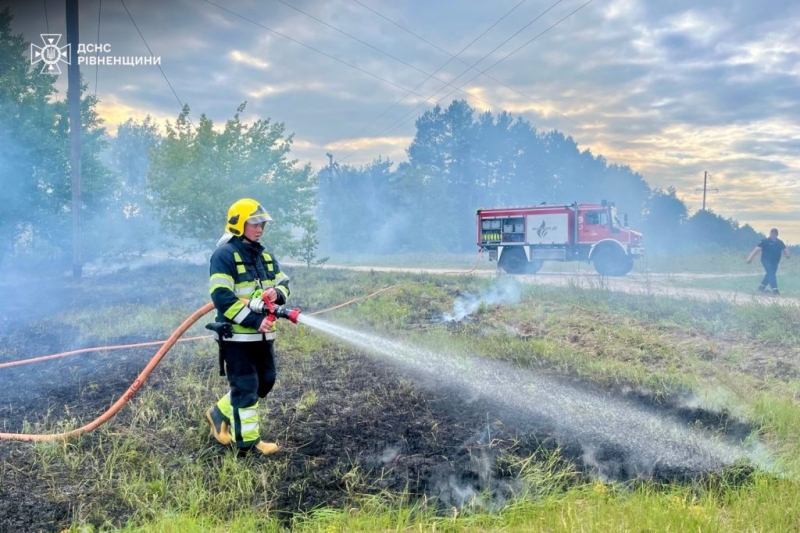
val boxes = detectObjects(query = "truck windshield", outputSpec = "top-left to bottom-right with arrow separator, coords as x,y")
586,210 -> 608,226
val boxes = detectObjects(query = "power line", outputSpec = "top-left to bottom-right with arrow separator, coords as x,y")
117,0 -> 283,179
115,0 -> 288,187
273,0 -> 509,115
340,0 -> 533,152
388,0 -> 594,141
118,0 -> 224,182
400,0 -> 594,120
205,0 -> 574,158
202,1 -> 497,112
343,0 -> 577,160
341,0 -> 592,161
351,0 -> 491,57
350,0 -> 577,127
43,0 -> 49,33
119,0 -> 185,111
486,0 -> 595,74
340,0 -> 567,161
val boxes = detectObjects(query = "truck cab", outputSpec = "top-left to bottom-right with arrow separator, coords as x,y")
576,202 -> 644,275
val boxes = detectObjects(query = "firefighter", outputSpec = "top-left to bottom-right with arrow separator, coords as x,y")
747,228 -> 791,295
205,198 -> 291,456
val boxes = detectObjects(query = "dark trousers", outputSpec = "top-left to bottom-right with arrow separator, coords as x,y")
224,340 -> 277,409
760,260 -> 779,290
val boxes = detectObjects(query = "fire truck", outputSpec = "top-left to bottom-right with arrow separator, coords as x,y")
477,201 -> 644,276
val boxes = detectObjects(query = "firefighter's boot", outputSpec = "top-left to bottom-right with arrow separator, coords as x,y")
206,405 -> 231,446
238,440 -> 279,458
254,441 -> 280,455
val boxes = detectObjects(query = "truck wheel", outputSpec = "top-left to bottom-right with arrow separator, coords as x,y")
592,246 -> 629,276
617,257 -> 634,276
527,259 -> 543,274
498,247 -> 528,274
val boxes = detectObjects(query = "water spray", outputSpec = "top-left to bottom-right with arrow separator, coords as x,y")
295,313 -> 775,482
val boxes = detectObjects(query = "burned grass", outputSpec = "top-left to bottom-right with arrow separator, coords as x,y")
0,264 -> 793,532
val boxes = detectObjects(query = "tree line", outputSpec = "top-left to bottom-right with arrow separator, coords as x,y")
0,7 -> 779,271
319,100 -> 765,256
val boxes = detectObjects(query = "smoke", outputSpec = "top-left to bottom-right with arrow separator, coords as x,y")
380,445 -> 401,464
443,276 -> 523,322
430,424 -> 524,511
0,126 -> 43,266
371,211 -> 414,255
80,247 -> 209,277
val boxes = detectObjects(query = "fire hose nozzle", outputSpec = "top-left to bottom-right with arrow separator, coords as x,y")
260,295 -> 301,324
275,306 -> 301,324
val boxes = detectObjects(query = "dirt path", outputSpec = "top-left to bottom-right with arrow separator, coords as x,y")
509,271 -> 800,307
289,262 -> 800,308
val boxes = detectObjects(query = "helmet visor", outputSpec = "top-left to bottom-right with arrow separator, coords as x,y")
246,204 -> 272,224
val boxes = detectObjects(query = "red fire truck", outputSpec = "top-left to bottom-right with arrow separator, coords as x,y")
477,201 -> 644,276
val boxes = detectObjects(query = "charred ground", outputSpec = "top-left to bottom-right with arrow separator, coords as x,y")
0,264 -> 764,532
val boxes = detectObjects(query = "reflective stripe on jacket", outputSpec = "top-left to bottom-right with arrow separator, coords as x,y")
209,237 -> 291,341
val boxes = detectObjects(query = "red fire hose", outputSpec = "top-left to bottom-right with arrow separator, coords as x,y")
0,282 -> 402,442
0,302 -> 215,442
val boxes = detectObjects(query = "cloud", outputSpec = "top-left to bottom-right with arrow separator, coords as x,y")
326,135 -> 412,151
5,0 -> 800,241
229,50 -> 270,70
93,96 -> 174,135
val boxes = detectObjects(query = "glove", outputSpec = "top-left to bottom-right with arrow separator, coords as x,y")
258,316 -> 275,333
262,288 -> 278,303
247,298 -> 267,314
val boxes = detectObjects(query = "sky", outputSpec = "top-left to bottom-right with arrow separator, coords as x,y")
5,0 -> 800,242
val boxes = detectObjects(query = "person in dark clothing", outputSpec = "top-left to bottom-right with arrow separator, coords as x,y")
205,198 -> 291,456
747,228 -> 791,295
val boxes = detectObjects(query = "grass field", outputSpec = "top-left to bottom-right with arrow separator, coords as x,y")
1,258 -> 799,532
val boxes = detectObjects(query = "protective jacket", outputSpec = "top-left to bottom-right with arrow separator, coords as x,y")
208,236 -> 291,341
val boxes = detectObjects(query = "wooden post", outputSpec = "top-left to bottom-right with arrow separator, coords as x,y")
67,0 -> 82,277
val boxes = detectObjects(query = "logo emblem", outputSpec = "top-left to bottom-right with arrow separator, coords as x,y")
31,34 -> 71,74
536,219 -> 558,238
536,220 -> 548,238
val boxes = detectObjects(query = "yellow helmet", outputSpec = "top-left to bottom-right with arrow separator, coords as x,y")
225,198 -> 272,236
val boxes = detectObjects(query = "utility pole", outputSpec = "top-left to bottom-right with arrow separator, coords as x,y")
695,170 -> 718,211
67,0 -> 82,277
321,152 -> 337,256
326,152 -> 335,174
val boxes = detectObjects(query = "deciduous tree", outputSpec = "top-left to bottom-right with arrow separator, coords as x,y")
147,102 -> 316,255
